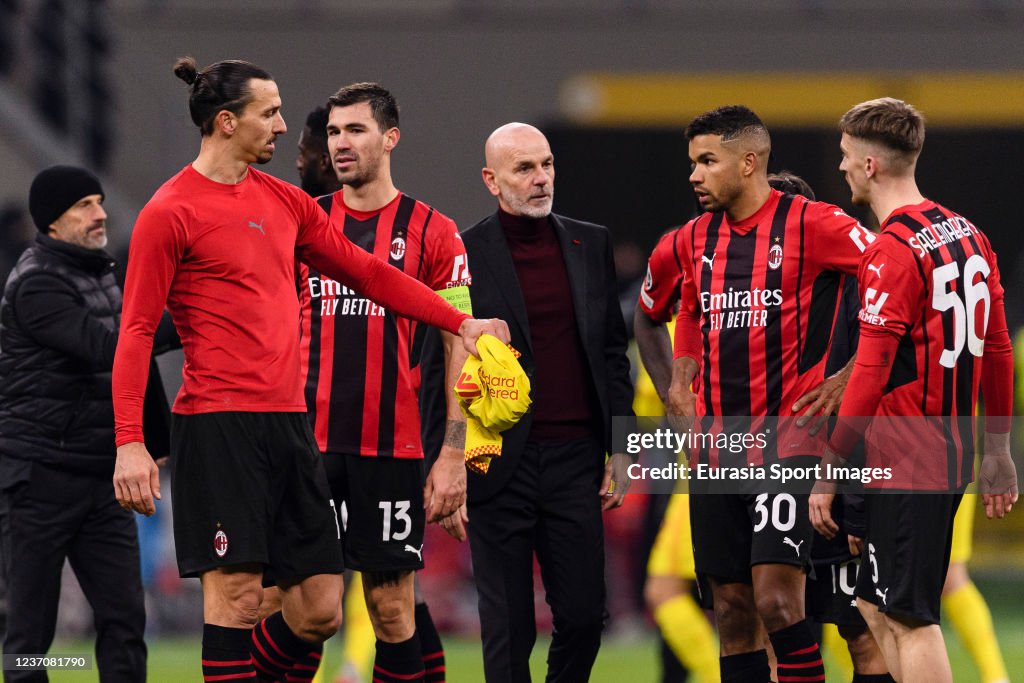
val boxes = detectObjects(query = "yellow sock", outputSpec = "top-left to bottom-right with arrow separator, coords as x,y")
341,572 -> 377,680
654,594 -> 720,683
820,623 -> 854,681
944,581 -> 1009,683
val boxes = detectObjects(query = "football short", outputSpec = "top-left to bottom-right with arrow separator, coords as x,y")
647,493 -> 696,580
690,460 -> 815,590
170,412 -> 344,580
322,452 -> 425,573
855,492 -> 962,625
807,557 -> 865,626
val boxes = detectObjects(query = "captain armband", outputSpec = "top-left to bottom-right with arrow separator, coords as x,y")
437,285 -> 473,316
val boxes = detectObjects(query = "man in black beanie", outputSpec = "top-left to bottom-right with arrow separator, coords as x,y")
0,165 -> 176,682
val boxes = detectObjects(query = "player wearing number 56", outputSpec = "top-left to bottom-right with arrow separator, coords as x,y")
812,97 -> 1017,683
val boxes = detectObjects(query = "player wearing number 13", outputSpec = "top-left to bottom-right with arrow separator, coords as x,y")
812,98 -> 1017,683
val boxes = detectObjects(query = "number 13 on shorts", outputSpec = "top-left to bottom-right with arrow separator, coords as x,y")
379,500 -> 413,541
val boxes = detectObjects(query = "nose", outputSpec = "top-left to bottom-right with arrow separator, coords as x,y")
689,166 -> 702,185
94,203 -> 108,221
274,112 -> 287,135
296,155 -> 304,172
534,168 -> 551,185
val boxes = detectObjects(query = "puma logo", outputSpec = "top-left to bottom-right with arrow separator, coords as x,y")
867,263 -> 885,278
247,219 -> 265,235
702,253 -> 716,268
782,537 -> 804,557
876,587 -> 889,605
404,544 -> 423,562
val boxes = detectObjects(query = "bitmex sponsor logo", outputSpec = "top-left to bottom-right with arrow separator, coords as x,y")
700,287 -> 783,330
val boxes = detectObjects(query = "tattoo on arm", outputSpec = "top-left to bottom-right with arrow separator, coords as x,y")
443,420 -> 466,448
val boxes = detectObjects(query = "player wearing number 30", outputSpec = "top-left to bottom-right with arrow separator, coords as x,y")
812,98 -> 1016,683
666,106 -> 876,683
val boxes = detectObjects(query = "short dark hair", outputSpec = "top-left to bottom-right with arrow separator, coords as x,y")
327,82 -> 398,132
767,170 -> 815,200
685,105 -> 768,143
304,105 -> 330,141
839,97 -> 925,167
173,56 -> 273,136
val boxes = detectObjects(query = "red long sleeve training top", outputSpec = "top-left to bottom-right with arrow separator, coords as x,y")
113,165 -> 468,446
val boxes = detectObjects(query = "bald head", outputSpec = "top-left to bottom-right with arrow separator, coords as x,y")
482,122 -> 554,219
485,122 -> 548,167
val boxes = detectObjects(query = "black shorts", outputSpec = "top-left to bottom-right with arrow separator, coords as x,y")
170,412 -> 344,580
322,452 -> 425,573
807,557 -> 865,626
690,485 -> 814,586
854,492 -> 962,625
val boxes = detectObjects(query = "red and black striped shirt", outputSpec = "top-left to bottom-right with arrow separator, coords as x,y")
298,191 -> 470,458
830,200 -> 1012,491
673,189 -> 874,466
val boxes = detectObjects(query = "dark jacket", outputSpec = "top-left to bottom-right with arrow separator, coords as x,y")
0,234 -> 172,476
421,212 -> 634,503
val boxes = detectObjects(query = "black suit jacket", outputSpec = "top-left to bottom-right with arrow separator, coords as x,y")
421,211 -> 634,504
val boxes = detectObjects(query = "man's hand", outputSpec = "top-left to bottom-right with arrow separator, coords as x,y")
848,534 -> 864,557
666,380 -> 697,418
600,453 -> 632,511
792,363 -> 853,435
424,445 -> 467,522
980,455 -> 1018,519
808,479 -> 838,538
114,442 -> 160,516
457,318 -> 511,357
438,504 -> 468,542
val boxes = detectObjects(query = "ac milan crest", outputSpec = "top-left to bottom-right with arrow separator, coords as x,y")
390,237 -> 406,261
768,244 -> 784,271
214,530 -> 229,558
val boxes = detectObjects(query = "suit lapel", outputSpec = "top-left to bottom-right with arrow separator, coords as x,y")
551,214 -> 588,346
474,215 -> 533,354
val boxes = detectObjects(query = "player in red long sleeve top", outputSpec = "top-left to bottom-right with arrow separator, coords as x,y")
110,58 -> 507,683
810,98 -> 1016,683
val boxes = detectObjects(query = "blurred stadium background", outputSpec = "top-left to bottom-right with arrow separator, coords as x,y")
1,1 -> 1023,680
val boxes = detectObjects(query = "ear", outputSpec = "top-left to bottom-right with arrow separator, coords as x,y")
383,127 -> 400,152
741,150 -> 759,178
215,109 -> 237,136
864,154 -> 878,179
481,167 -> 500,197
317,151 -> 331,173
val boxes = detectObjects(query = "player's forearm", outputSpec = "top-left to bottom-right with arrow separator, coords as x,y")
441,331 -> 468,424
634,306 -> 673,402
672,310 -> 702,363
670,356 -> 699,393
326,249 -> 468,334
828,333 -> 898,457
981,301 -> 1013,433
112,331 -> 155,446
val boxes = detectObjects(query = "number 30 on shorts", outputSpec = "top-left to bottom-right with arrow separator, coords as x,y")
753,492 -> 797,532
379,500 -> 412,541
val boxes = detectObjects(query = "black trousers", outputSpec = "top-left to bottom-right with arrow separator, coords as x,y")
467,437 -> 607,683
0,461 -> 146,683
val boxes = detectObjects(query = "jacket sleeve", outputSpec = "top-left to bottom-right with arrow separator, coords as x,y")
601,230 -> 635,453
14,272 -> 117,371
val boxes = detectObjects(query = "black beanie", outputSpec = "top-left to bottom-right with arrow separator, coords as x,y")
29,165 -> 105,233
